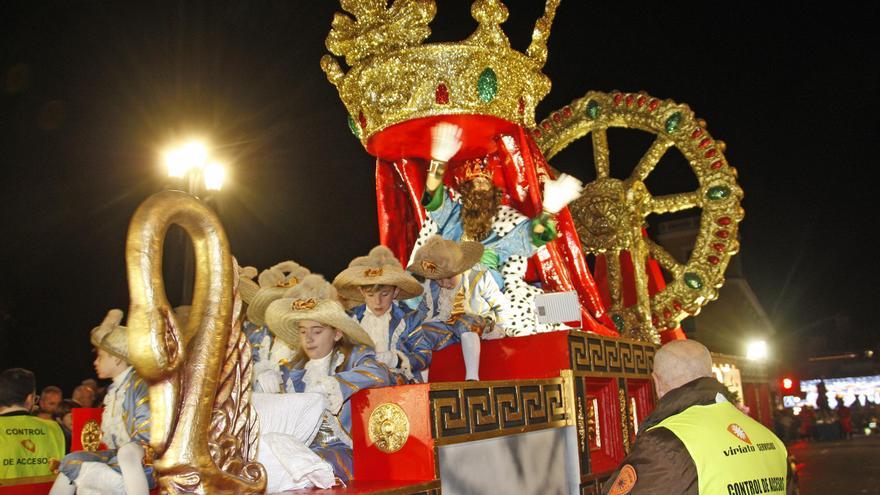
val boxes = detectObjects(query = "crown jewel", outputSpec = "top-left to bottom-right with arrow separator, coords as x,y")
322,0 -> 560,151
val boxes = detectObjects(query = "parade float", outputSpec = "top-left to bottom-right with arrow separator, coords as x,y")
2,1 -> 757,494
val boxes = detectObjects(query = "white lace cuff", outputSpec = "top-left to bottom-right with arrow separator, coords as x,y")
313,376 -> 344,415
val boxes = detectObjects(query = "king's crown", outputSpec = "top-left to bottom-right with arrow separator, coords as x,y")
321,0 -> 560,151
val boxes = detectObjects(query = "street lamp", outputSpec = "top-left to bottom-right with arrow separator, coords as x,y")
163,140 -> 225,194
162,139 -> 226,304
746,340 -> 768,361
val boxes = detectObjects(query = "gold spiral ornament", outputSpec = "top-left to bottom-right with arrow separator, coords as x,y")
80,419 -> 101,452
368,403 -> 410,454
534,91 -> 743,342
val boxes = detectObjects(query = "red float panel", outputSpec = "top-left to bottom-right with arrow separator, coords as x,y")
428,331 -> 572,382
351,384 -> 436,482
584,377 -> 625,475
626,379 -> 655,442
70,407 -> 104,452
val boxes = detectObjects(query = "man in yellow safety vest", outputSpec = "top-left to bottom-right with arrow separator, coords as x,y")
603,340 -> 793,495
0,368 -> 66,481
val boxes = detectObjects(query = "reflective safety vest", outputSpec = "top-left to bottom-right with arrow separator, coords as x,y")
648,401 -> 787,495
0,414 -> 66,480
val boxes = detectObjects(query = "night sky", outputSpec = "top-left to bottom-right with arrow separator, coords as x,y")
2,2 -> 877,393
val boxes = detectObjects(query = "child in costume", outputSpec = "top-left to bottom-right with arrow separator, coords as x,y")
332,245 -> 431,383
239,260 -> 310,393
264,274 -> 394,485
407,236 -> 514,381
50,310 -> 153,495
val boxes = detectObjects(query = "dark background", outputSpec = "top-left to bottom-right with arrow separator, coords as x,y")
2,2 -> 877,393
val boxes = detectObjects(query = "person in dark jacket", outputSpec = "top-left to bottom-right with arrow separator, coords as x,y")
602,340 -> 793,494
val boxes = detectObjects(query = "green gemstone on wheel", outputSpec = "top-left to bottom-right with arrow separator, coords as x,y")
683,272 -> 703,290
706,185 -> 731,200
611,313 -> 624,331
347,115 -> 359,137
477,68 -> 498,103
586,100 -> 600,119
665,111 -> 683,133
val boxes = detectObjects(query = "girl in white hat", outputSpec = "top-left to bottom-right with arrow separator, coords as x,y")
332,245 -> 429,383
264,274 -> 394,485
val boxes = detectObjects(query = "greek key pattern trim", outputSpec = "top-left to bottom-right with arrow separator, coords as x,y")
429,379 -> 569,445
568,332 -> 656,377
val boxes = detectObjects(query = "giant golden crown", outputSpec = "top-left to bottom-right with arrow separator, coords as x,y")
321,0 -> 560,150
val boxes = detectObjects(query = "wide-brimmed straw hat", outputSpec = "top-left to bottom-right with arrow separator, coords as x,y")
333,245 -> 423,302
407,235 -> 484,280
90,309 -> 129,361
237,264 -> 259,305
91,307 -> 191,362
265,274 -> 374,350
244,261 -> 311,327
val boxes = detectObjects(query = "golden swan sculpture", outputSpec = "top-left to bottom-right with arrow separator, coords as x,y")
125,190 -> 266,493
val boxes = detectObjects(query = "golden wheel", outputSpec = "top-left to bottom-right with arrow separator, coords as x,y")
533,91 -> 743,342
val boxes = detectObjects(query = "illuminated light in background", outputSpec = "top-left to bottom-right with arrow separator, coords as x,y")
164,140 -> 209,178
746,340 -> 768,361
203,162 -> 226,191
782,378 -> 793,390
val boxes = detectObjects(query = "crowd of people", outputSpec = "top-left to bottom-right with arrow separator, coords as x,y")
774,398 -> 880,443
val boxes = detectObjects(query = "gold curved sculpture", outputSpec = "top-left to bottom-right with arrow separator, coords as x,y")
125,190 -> 266,494
534,91 -> 744,342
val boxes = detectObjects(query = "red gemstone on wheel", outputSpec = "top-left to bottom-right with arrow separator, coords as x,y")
711,160 -> 723,169
712,243 -> 725,252
553,112 -> 561,122
648,99 -> 659,111
533,129 -> 542,138
358,111 -> 367,130
708,255 -> 720,265
637,95 -> 646,107
692,128 -> 703,139
625,95 -> 634,106
705,149 -> 717,158
542,121 -> 551,130
663,309 -> 672,319
614,93 -> 623,106
717,217 -> 731,226
562,106 -> 572,117
715,230 -> 730,239
699,138 -> 712,148
518,97 -> 526,115
673,300 -> 683,311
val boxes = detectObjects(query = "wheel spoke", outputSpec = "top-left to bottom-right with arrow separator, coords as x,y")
630,239 -> 653,324
605,251 -> 623,312
646,239 -> 684,278
630,136 -> 673,182
592,128 -> 610,178
648,191 -> 701,214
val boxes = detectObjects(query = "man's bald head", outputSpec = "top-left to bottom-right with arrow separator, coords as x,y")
652,340 -> 713,398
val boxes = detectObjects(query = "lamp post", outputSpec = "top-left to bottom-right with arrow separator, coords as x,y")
163,140 -> 226,303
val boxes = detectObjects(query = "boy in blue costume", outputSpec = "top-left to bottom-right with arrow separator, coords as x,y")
407,236 -> 513,381
50,310 -> 153,495
264,274 -> 394,486
333,245 -> 430,383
